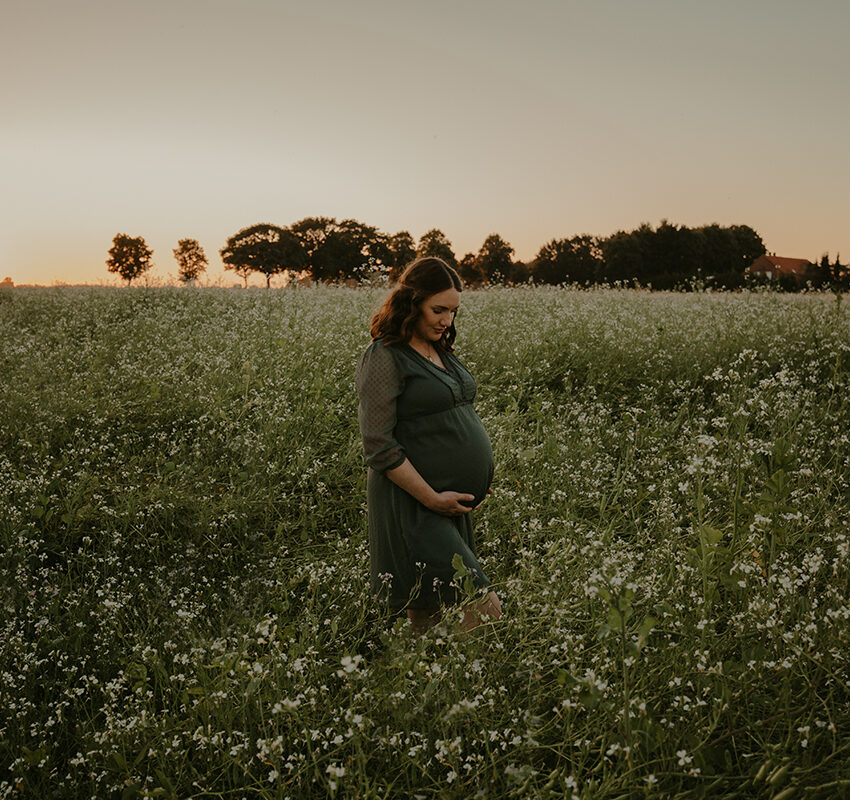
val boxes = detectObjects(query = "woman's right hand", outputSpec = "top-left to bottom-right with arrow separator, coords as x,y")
428,491 -> 476,517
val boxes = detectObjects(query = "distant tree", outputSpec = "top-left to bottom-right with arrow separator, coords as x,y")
475,234 -> 514,284
599,227 -> 648,284
457,252 -> 482,285
836,255 -> 850,290
533,235 -> 603,285
596,222 -> 764,289
334,219 -> 392,281
416,229 -> 458,268
173,238 -> 208,284
832,253 -> 850,289
220,223 -> 307,288
814,252 -> 850,290
106,233 -> 154,285
694,225 -> 736,279
385,231 -> 417,281
289,217 -> 338,281
648,220 -> 697,287
508,260 -> 531,285
728,224 -> 766,267
678,223 -> 763,284
290,217 -> 389,282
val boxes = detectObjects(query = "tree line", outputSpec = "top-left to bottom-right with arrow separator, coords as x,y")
106,218 -> 847,290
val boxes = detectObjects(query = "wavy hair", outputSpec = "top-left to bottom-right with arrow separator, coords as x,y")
370,257 -> 463,351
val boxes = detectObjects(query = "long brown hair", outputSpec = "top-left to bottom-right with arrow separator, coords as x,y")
370,257 -> 463,351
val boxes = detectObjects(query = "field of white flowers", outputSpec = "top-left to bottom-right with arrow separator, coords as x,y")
1,285 -> 848,799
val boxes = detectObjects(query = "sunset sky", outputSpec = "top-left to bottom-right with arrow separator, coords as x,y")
2,0 -> 848,286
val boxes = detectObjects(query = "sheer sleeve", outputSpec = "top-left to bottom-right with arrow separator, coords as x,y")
355,342 -> 407,473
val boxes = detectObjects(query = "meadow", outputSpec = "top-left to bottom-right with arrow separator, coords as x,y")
1,284 -> 848,799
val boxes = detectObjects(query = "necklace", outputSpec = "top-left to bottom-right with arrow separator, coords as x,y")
412,339 -> 441,366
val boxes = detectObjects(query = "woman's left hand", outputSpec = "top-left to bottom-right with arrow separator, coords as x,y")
473,488 -> 493,511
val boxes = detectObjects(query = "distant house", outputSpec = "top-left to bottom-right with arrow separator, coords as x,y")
746,254 -> 812,281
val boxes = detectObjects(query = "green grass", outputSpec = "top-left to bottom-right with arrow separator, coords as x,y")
1,284 -> 849,799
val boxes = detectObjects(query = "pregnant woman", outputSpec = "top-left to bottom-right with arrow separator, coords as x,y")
356,257 -> 503,632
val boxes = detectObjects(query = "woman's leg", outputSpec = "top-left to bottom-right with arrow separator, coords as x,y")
407,607 -> 442,633
407,591 -> 502,633
460,590 -> 502,632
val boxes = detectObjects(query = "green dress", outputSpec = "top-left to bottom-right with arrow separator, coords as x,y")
355,338 -> 494,610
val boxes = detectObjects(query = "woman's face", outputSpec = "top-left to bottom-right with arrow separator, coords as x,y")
413,287 -> 460,342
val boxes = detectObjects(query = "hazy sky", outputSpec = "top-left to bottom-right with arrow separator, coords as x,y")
3,0 -> 848,285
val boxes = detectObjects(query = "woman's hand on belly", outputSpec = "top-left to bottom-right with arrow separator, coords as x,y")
427,491 -> 476,517
385,459 -> 475,517
473,488 -> 494,510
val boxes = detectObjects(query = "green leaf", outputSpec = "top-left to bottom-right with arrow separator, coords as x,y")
638,615 -> 657,647
607,606 -> 625,632
21,746 -> 45,766
155,768 -> 176,795
654,600 -> 676,618
452,552 -> 470,583
125,662 -> 147,684
700,525 -> 723,546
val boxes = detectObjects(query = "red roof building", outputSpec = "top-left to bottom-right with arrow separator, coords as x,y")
746,254 -> 812,280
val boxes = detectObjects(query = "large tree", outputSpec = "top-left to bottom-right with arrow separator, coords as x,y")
600,224 -> 660,285
289,217 -> 337,281
416,229 -> 457,268
385,231 -> 417,282
475,234 -> 514,284
220,223 -> 306,288
727,224 -> 766,268
106,233 -> 154,285
533,235 -> 602,285
597,222 -> 766,288
289,217 -> 390,282
457,252 -> 482,285
811,252 -> 850,290
508,260 -> 531,285
333,219 -> 392,281
173,238 -> 208,284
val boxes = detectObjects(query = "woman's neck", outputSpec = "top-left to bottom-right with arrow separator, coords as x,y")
408,334 -> 433,351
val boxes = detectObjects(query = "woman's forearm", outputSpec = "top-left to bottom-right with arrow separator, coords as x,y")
384,459 -> 439,508
385,459 -> 476,516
